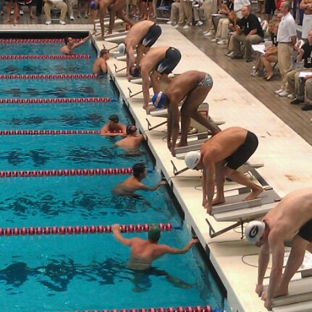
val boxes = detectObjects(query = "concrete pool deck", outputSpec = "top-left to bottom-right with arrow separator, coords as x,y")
2,23 -> 312,312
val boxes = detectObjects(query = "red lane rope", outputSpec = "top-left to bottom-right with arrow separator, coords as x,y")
0,130 -> 100,136
0,167 -> 134,178
0,223 -> 173,236
0,97 -> 110,104
0,39 -> 82,44
0,55 -> 90,59
0,74 -> 97,79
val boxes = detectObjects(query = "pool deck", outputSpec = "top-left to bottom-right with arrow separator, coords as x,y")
3,24 -> 312,312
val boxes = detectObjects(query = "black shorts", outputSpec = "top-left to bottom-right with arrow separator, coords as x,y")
225,131 -> 259,170
265,0 -> 275,15
156,47 -> 181,75
141,24 -> 162,48
298,220 -> 312,242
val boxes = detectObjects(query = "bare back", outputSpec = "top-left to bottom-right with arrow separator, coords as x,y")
264,188 -> 312,240
165,71 -> 206,103
140,46 -> 169,73
115,135 -> 143,150
125,20 -> 155,48
201,127 -> 248,163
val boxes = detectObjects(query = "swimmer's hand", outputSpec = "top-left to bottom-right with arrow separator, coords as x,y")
159,180 -> 167,186
112,224 -> 121,232
255,283 -> 264,298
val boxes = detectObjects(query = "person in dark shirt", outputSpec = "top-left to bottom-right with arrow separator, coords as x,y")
287,29 -> 312,105
231,6 -> 264,61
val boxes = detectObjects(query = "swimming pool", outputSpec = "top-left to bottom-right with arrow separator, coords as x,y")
0,35 -> 225,312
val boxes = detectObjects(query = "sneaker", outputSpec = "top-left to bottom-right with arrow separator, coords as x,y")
45,20 -> 52,25
204,31 -> 214,36
70,15 -> 74,20
226,51 -> 234,57
251,69 -> 259,77
174,24 -> 179,28
287,94 -> 295,99
10,9 -> 13,15
59,20 -> 66,25
77,14 -> 80,18
166,20 -> 172,25
246,58 -> 253,62
196,21 -> 203,26
290,98 -> 304,105
217,39 -> 226,45
231,54 -> 243,59
84,13 -> 88,18
189,127 -> 198,134
278,91 -> 289,97
275,89 -> 284,94
183,25 -> 190,29
211,38 -> 218,43
19,9 -> 23,15
302,104 -> 312,111
0,11 -> 4,15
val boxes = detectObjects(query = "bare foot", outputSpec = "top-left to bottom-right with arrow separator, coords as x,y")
5,19 -> 10,23
206,207 -> 212,215
176,141 -> 187,148
212,198 -> 225,206
244,186 -> 263,201
13,19 -> 18,24
274,286 -> 289,298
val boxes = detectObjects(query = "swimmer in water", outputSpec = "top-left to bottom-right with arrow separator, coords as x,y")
100,114 -> 127,136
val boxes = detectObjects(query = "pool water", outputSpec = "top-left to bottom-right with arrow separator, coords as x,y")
0,38 -> 225,312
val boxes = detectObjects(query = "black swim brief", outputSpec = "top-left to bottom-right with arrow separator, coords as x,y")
298,219 -> 312,242
225,131 -> 259,170
156,47 -> 182,75
141,24 -> 162,48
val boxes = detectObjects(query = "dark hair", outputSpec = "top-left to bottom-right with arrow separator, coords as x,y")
132,163 -> 146,178
129,65 -> 141,78
126,124 -> 137,135
109,114 -> 119,123
64,36 -> 69,45
100,49 -> 109,57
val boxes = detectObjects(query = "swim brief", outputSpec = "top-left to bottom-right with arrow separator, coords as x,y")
298,219 -> 312,242
141,24 -> 162,48
225,131 -> 259,170
198,73 -> 213,88
156,47 -> 182,75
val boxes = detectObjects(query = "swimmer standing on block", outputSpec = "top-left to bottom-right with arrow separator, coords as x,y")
245,188 -> 312,311
112,223 -> 198,270
184,126 -> 263,215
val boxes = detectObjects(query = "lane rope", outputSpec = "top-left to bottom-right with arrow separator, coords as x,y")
0,223 -> 178,236
0,74 -> 98,79
0,55 -> 90,59
0,39 -> 82,44
0,130 -> 100,136
0,97 -> 110,104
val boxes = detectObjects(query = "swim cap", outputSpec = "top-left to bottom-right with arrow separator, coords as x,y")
245,220 -> 265,244
89,1 -> 99,10
130,65 -> 141,78
118,43 -> 126,55
109,114 -> 119,123
126,124 -> 137,135
148,224 -> 161,242
151,92 -> 166,109
184,151 -> 201,169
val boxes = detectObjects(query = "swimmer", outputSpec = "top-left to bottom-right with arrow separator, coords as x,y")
184,127 -> 263,215
129,46 -> 181,111
111,163 -> 166,197
114,124 -> 144,154
245,188 -> 312,311
100,114 -> 127,136
60,30 -> 96,55
151,71 -> 220,154
112,223 -> 198,270
92,48 -> 110,76
90,0 -> 134,40
120,20 -> 162,80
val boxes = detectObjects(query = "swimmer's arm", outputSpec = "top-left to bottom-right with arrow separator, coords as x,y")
112,224 -> 132,246
168,102 -> 180,153
203,154 -> 215,209
100,60 -> 108,74
100,125 -> 109,135
141,69 -> 151,109
158,238 -> 198,256
74,30 -> 96,49
256,242 -> 270,296
136,45 -> 145,65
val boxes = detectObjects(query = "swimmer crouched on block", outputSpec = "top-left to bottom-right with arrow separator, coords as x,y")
112,223 -> 198,270
111,163 -> 166,197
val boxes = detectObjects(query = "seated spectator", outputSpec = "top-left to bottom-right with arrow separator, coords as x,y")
226,11 -> 240,57
92,48 -> 109,76
65,0 -> 74,20
43,0 -> 67,24
193,0 -> 204,26
178,0 -> 193,29
100,114 -> 127,136
211,7 -> 235,45
114,124 -> 144,154
251,20 -> 278,80
302,75 -> 312,110
111,163 -> 166,197
211,0 -> 233,34
287,30 -> 312,102
231,6 -> 264,62
77,0 -> 89,18
167,0 -> 181,26
202,0 -> 218,36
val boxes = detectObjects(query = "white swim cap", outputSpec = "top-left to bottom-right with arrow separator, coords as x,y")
245,220 -> 265,244
118,43 -> 125,55
184,151 -> 201,169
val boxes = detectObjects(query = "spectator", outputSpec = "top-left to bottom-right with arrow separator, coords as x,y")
43,0 -> 67,24
226,10 -> 240,57
287,30 -> 312,103
300,0 -> 312,40
302,75 -> 312,110
92,48 -> 109,76
231,6 -> 264,62
65,0 -> 74,20
178,0 -> 193,29
233,0 -> 250,19
193,0 -> 204,26
167,0 -> 181,26
264,0 -> 275,22
129,46 -> 182,111
275,1 -> 297,97
202,0 -> 218,36
251,19 -> 278,80
77,0 -> 89,18
5,0 -> 19,23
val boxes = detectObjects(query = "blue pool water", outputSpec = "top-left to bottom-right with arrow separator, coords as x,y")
0,38 -> 225,312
